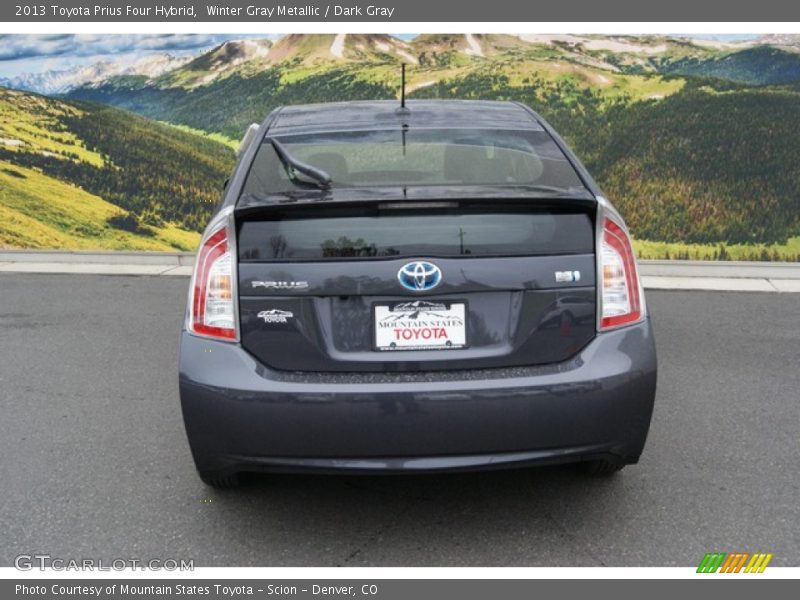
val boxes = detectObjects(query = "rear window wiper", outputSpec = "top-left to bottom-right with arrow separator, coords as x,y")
267,137 -> 331,190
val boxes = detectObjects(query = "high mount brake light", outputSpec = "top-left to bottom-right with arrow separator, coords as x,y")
600,217 -> 643,330
188,220 -> 237,341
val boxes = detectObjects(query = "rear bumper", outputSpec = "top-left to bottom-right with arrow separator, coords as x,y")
178,319 -> 657,474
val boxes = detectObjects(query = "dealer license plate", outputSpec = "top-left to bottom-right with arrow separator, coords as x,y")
374,300 -> 467,351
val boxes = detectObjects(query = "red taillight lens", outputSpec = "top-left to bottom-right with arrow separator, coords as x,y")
188,221 -> 237,341
600,217 -> 642,330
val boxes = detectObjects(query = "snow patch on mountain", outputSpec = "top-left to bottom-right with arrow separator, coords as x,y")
0,53 -> 192,94
464,34 -> 484,57
330,34 -> 346,58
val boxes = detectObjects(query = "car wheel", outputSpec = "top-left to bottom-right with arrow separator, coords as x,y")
582,459 -> 625,475
198,469 -> 242,488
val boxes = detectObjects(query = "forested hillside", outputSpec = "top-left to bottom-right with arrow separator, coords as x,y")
71,66 -> 396,140
658,46 -> 800,85
585,83 -> 800,245
0,160 -> 199,250
410,75 -> 800,245
0,88 -> 233,249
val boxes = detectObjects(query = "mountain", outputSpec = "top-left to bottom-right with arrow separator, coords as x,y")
504,34 -> 800,86
5,34 -> 784,254
658,45 -> 800,85
68,33 -> 685,139
68,60 -> 398,142
756,34 -> 800,50
159,39 -> 274,88
410,34 -> 529,63
154,35 -> 416,89
269,33 -> 415,64
0,53 -> 193,95
61,33 -> 800,247
392,301 -> 448,311
0,87 -> 233,250
67,34 -> 800,101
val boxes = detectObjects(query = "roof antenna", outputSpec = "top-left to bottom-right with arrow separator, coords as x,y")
401,63 -> 406,108
397,63 -> 410,115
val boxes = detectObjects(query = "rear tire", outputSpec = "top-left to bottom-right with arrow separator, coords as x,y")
582,459 -> 625,475
198,469 -> 242,488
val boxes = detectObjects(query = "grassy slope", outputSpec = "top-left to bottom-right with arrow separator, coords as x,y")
633,236 -> 800,262
0,89 -> 104,166
0,161 -> 198,250
159,121 -> 238,149
0,87 -> 234,249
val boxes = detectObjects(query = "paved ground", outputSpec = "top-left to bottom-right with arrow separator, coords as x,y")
0,274 -> 798,567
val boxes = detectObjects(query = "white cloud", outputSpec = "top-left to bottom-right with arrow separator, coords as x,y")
0,34 -> 282,76
0,34 -> 272,61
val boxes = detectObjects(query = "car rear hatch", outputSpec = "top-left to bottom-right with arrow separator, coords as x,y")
236,198 -> 597,373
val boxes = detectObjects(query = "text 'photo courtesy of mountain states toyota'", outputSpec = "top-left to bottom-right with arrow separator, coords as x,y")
179,99 -> 657,488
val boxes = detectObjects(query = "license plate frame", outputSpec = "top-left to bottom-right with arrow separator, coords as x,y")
372,300 -> 468,352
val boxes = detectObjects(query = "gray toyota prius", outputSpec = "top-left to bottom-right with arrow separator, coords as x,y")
179,100 -> 657,487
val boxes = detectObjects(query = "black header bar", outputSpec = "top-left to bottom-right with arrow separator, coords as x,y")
3,1 -> 799,23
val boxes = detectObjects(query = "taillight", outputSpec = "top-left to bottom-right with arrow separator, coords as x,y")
600,217 -> 643,330
188,217 -> 237,341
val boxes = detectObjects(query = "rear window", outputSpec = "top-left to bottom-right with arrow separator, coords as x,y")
241,128 -> 586,194
238,204 -> 594,261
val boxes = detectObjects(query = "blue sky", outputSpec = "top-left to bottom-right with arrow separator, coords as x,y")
0,33 -> 758,77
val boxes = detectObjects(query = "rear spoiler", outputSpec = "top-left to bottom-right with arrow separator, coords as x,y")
235,189 -> 597,217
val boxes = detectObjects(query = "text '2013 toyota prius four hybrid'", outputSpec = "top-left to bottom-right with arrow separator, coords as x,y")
179,100 -> 657,488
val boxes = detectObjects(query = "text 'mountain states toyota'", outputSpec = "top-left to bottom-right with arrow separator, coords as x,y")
179,99 -> 657,488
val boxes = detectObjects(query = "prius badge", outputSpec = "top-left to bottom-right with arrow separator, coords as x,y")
398,261 -> 442,292
251,280 -> 309,290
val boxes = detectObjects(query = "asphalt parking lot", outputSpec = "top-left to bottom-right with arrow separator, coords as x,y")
1,274 -> 798,567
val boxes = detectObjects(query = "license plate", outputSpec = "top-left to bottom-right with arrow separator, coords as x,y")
374,300 -> 467,351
